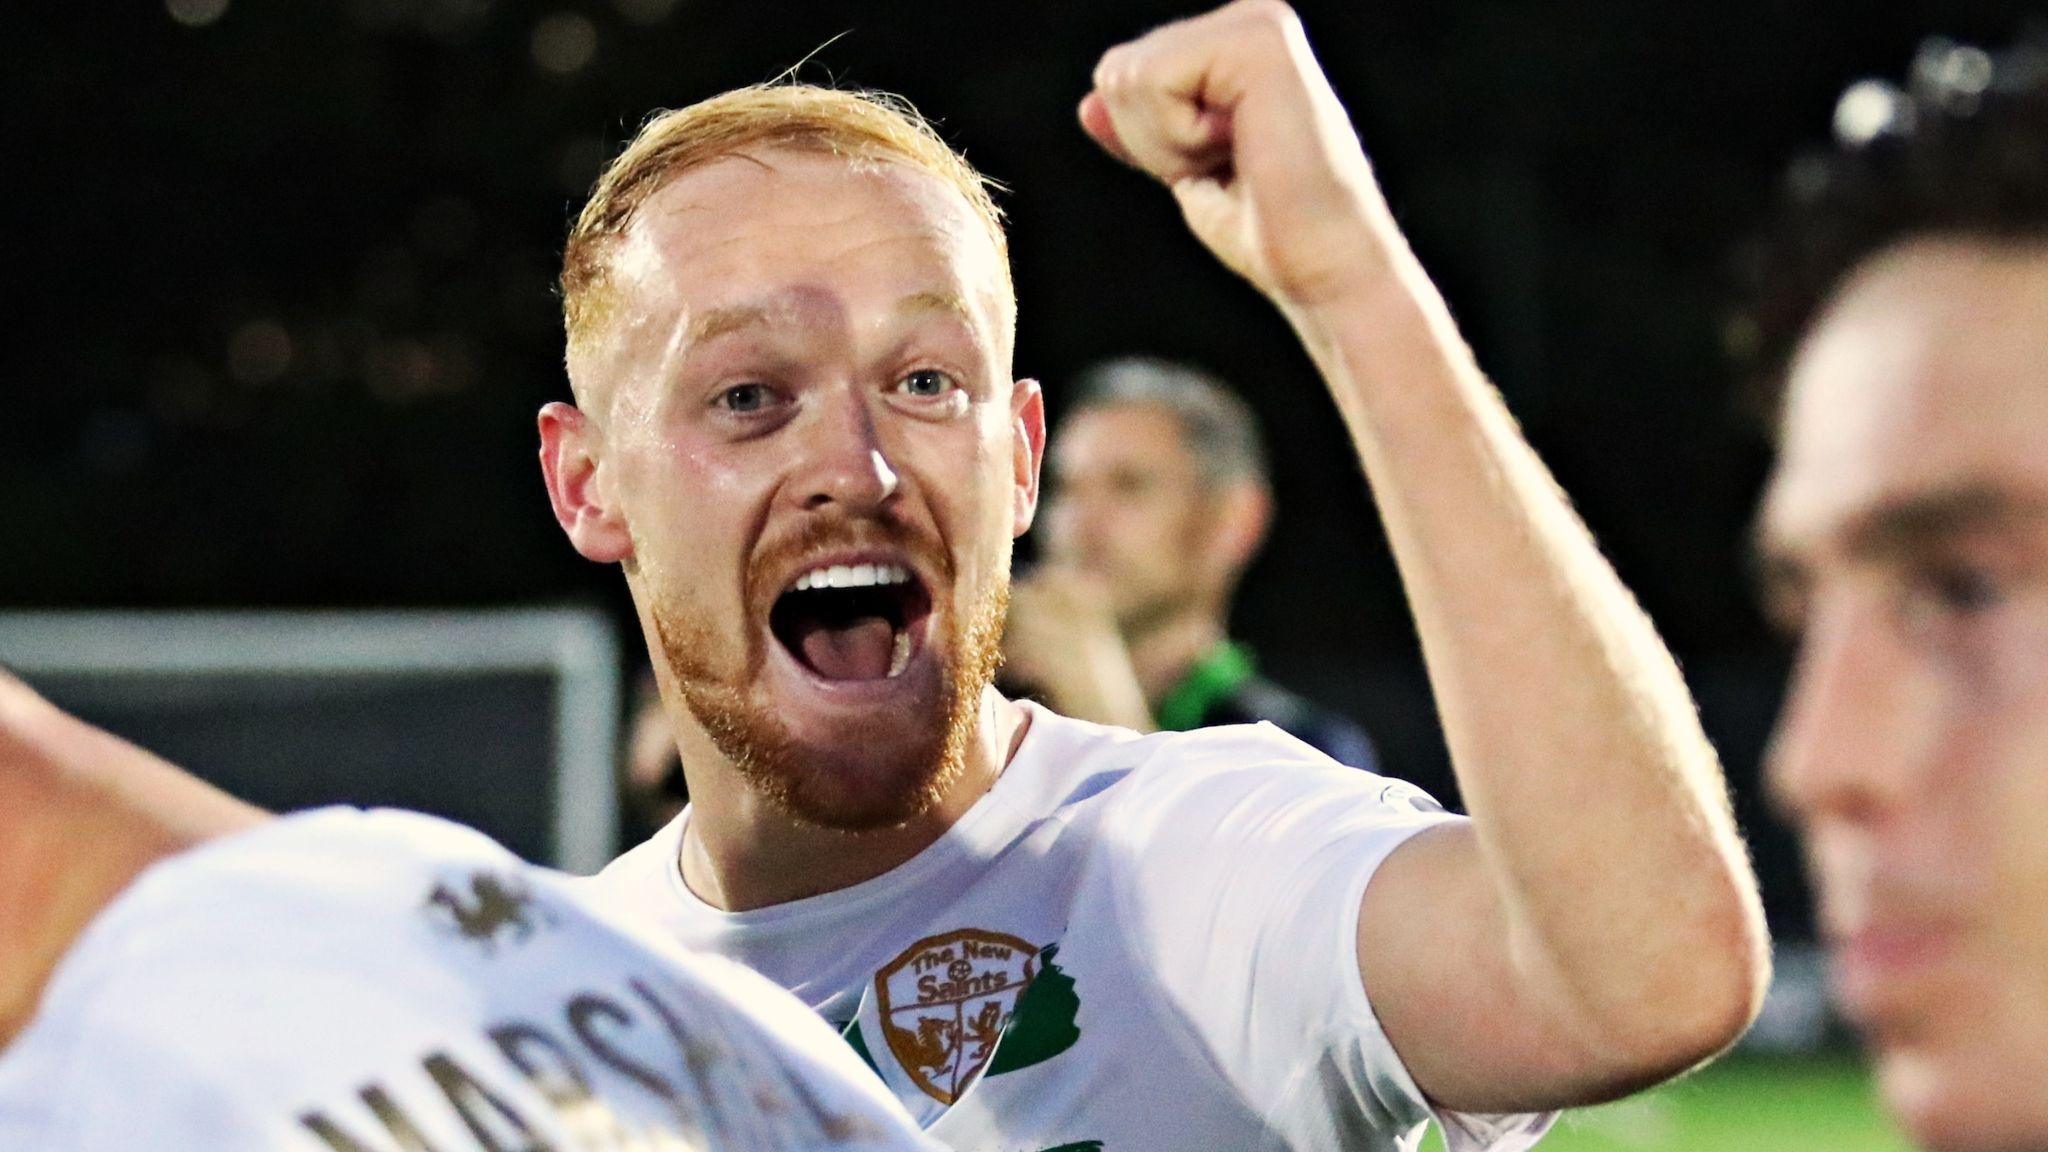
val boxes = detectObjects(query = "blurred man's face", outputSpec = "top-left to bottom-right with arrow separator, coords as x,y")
1759,238 -> 2048,1151
573,150 -> 1040,831
1043,403 -> 1224,630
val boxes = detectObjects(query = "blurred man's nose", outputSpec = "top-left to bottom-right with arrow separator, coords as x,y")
792,388 -> 900,515
1767,591 -> 1925,828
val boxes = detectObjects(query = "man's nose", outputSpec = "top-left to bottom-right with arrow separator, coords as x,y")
1043,487 -> 1106,562
792,388 -> 900,514
1766,592 -> 1927,828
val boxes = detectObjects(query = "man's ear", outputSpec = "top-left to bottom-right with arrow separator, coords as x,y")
1208,481 -> 1272,581
1010,377 -> 1048,537
537,402 -> 634,564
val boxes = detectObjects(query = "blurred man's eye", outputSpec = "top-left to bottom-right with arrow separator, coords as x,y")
1762,584 -> 1810,639
1899,561 -> 2007,633
1751,553 -> 1810,638
1925,563 -> 2004,614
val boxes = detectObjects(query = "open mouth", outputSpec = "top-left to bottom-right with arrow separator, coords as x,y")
768,562 -> 933,682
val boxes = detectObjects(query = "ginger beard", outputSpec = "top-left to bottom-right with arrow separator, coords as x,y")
649,518 -> 1010,832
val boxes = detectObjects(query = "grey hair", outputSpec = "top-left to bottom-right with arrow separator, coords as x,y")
1061,357 -> 1270,491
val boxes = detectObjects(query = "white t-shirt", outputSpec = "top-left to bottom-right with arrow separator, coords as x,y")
586,704 -> 1556,1152
0,807 -> 936,1152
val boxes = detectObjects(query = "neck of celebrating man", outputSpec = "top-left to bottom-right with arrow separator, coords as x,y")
676,687 -> 1029,912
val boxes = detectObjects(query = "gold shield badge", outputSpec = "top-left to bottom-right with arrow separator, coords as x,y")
875,928 -> 1040,1104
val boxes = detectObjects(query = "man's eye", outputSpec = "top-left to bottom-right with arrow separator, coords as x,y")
1927,565 -> 2004,615
716,383 -> 774,413
1761,584 -> 1810,639
1109,473 -> 1152,498
898,369 -> 954,398
1901,562 -> 2006,631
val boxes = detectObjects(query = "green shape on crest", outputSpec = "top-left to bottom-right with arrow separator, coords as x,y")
840,1017 -> 882,1075
988,942 -> 1081,1075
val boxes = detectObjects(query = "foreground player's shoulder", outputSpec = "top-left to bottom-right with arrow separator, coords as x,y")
0,810 -> 509,1146
71,807 -> 497,951
26,808 -> 553,1027
18,808 -> 938,1151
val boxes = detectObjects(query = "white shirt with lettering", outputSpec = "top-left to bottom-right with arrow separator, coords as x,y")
586,703 -> 1556,1152
0,808 -> 936,1152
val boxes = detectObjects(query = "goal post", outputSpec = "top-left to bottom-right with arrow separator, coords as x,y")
0,607 -> 623,874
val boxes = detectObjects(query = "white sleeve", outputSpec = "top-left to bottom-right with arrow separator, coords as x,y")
40,999 -> 289,1152
1106,725 -> 1554,1151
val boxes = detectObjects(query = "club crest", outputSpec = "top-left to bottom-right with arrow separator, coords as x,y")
875,928 -> 1040,1104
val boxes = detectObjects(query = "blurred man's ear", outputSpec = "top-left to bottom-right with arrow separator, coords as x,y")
537,402 -> 635,564
1209,482 -> 1272,583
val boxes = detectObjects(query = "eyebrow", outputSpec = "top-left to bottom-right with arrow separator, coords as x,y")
687,304 -> 775,346
1849,487 -> 2048,553
684,290 -> 979,349
896,289 -> 976,326
1753,483 -> 2048,594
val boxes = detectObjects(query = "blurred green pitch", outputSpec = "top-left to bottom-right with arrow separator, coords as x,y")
1420,1056 -> 1911,1151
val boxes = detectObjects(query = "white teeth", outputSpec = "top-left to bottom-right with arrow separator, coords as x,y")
791,563 -> 912,593
887,626 -> 911,678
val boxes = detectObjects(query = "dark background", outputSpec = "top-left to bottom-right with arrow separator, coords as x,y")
5,0 -> 2036,939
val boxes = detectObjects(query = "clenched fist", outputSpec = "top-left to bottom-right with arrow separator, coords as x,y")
1080,0 -> 1404,311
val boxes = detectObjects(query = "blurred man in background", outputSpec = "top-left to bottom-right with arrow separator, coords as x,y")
1004,356 -> 1378,767
0,669 -> 933,1151
546,3 -> 1766,1149
1749,35 -> 2048,1152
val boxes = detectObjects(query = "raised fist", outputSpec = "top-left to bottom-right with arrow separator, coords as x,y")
1080,0 -> 1402,311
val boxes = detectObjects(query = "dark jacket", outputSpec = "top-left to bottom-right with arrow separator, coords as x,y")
1155,642 -> 1378,771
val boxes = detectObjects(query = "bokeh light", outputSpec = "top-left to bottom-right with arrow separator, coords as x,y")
531,12 -> 598,76
1832,80 -> 1907,147
613,0 -> 681,25
227,320 -> 294,388
165,0 -> 231,28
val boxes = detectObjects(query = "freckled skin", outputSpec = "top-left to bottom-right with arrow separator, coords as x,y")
1761,238 -> 2048,1151
543,150 -> 1044,901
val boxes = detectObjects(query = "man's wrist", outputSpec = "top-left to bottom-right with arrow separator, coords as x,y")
1282,255 -> 1476,417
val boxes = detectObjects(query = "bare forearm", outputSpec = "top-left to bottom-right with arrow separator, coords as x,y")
1290,246 -> 1769,1059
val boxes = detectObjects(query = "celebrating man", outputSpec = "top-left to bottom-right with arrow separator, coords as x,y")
548,3 -> 1768,1149
1749,35 -> 2048,1152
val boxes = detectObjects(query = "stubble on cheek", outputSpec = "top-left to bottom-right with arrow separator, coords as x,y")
650,596 -> 798,802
